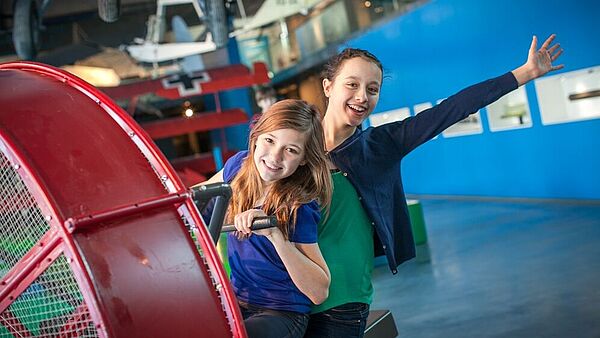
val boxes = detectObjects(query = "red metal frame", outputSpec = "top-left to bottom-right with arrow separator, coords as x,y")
0,232 -> 61,310
65,193 -> 189,233
0,62 -> 247,337
0,132 -> 110,338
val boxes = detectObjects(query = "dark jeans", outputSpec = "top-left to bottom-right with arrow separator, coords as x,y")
239,301 -> 310,338
304,302 -> 370,338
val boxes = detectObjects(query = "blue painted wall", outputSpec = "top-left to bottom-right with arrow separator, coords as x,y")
217,25 -> 253,158
347,0 -> 600,199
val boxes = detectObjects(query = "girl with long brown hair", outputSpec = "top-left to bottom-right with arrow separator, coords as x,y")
202,99 -> 332,338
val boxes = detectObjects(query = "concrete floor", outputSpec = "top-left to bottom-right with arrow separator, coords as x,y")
371,198 -> 600,338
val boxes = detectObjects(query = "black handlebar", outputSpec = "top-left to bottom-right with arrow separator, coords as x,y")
190,182 -> 233,202
190,183 -> 232,244
189,183 -> 277,244
221,216 -> 278,233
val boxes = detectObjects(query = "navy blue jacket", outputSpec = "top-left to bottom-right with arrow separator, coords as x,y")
328,72 -> 518,273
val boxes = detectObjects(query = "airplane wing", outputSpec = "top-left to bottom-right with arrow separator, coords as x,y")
233,0 -> 323,34
126,40 -> 217,63
99,62 -> 270,100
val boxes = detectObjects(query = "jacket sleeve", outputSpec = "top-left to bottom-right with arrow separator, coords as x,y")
375,72 -> 519,158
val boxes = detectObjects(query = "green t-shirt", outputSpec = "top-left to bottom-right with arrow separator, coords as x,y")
312,171 -> 374,314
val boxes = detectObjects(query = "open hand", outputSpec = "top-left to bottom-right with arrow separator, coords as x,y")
526,34 -> 564,79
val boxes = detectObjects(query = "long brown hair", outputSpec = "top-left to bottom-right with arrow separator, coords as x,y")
226,99 -> 332,240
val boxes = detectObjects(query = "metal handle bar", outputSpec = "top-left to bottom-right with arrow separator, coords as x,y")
221,216 -> 278,233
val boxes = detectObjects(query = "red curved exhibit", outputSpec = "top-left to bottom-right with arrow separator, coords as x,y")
0,62 -> 246,337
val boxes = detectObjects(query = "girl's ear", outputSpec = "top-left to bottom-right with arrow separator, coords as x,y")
323,78 -> 332,98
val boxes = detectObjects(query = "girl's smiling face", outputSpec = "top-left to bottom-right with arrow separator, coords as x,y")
253,128 -> 307,186
323,57 -> 382,127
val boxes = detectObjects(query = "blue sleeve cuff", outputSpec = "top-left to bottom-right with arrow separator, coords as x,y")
501,71 -> 519,92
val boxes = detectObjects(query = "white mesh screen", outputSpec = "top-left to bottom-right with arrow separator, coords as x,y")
0,153 -> 50,280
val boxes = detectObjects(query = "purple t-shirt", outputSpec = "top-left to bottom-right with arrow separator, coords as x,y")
223,151 -> 320,313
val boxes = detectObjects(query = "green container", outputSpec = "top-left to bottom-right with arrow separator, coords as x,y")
407,199 -> 430,262
407,199 -> 428,245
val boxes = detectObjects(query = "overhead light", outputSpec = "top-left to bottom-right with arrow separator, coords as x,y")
364,1 -> 372,8
61,65 -> 120,87
184,108 -> 194,117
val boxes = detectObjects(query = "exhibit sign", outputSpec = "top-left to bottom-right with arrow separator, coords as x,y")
438,98 -> 483,138
535,65 -> 600,125
369,107 -> 411,127
486,87 -> 532,132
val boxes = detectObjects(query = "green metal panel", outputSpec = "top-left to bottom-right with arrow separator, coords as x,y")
408,200 -> 428,245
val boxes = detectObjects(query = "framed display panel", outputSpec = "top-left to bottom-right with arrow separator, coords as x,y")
368,107 -> 411,127
438,98 -> 483,138
535,65 -> 600,125
413,102 -> 438,139
486,86 -> 532,131
413,102 -> 433,114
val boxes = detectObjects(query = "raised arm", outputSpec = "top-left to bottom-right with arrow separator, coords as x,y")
512,34 -> 564,86
377,33 -> 564,157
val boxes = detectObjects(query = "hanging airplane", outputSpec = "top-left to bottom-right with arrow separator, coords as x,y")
124,0 -> 228,66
